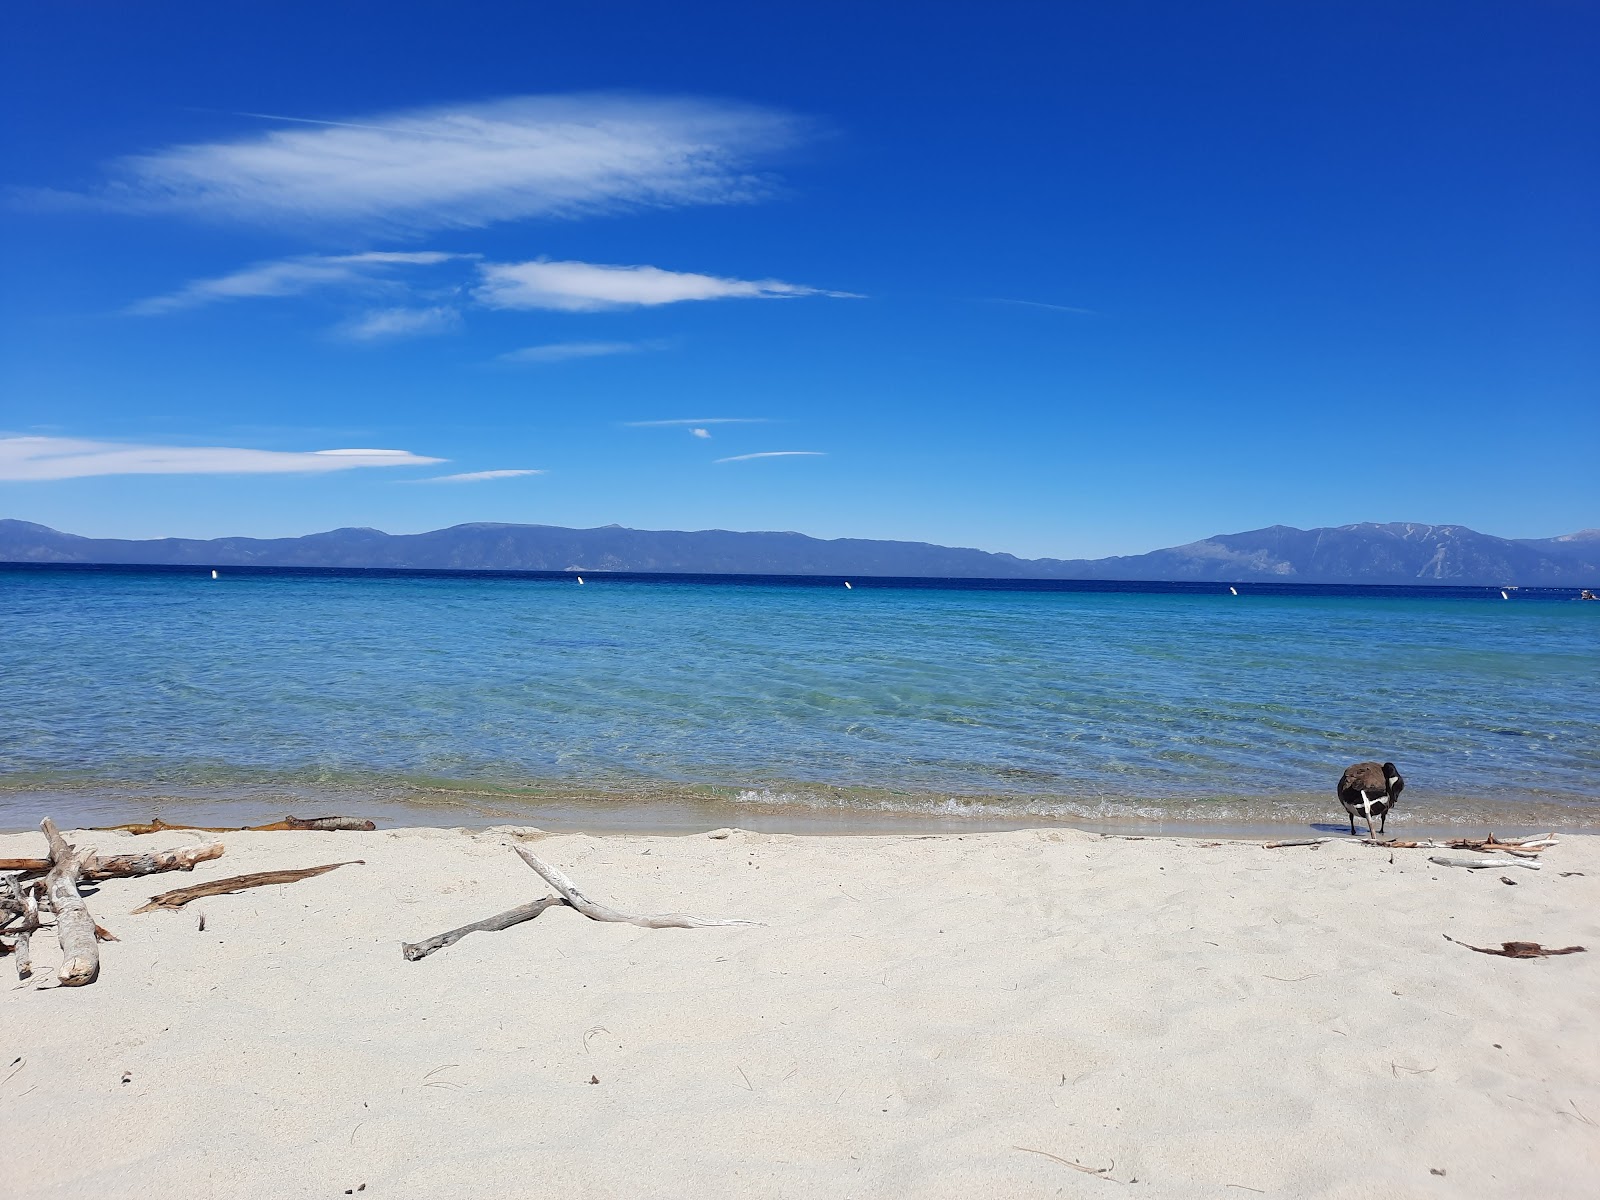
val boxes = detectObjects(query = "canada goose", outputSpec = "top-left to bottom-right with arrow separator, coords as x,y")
1336,761 -> 1404,838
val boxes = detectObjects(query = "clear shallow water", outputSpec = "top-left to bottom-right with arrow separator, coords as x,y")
1,565 -> 1596,833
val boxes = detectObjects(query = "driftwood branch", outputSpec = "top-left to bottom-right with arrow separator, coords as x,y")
513,847 -> 760,929
1428,855 -> 1541,872
1443,934 -> 1586,958
132,861 -> 364,913
40,819 -> 98,986
1262,837 -> 1338,849
0,842 -> 226,881
2,875 -> 40,980
94,815 -> 374,835
402,896 -> 568,961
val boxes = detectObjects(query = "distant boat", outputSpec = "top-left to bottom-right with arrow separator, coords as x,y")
211,570 -> 218,580
1501,590 -> 1509,600
1228,586 -> 1238,596
844,581 -> 852,590
577,576 -> 584,585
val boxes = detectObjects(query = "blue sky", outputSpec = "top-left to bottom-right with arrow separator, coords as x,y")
2,1 -> 1595,559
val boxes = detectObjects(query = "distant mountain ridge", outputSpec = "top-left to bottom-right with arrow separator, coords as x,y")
2,518 -> 1596,586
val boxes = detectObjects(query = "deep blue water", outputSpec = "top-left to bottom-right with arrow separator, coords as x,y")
2,564 -> 1597,831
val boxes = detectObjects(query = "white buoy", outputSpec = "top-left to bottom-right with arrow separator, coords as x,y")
844,581 -> 852,590
1229,586 -> 1238,596
1500,590 -> 1509,600
211,570 -> 218,580
577,576 -> 584,585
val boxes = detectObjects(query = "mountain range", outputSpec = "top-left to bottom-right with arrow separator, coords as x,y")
2,518 -> 1597,586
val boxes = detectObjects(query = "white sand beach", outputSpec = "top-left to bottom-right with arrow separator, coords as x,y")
3,824 -> 1597,1198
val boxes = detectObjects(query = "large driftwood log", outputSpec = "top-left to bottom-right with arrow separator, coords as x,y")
0,842 -> 226,880
95,815 -> 374,835
402,896 -> 568,961
514,848 -> 760,929
132,860 -> 364,913
40,819 -> 98,986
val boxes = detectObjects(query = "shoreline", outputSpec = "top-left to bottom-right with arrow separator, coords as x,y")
4,822 -> 1596,1198
3,778 -> 1598,841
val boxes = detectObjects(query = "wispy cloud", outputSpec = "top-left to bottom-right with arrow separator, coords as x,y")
0,436 -> 443,481
713,451 -> 826,464
622,418 -> 771,427
412,469 -> 545,483
67,93 -> 807,233
130,251 -> 467,314
337,305 -> 461,341
475,259 -> 857,312
691,428 -> 711,439
984,297 -> 1096,315
498,340 -> 662,364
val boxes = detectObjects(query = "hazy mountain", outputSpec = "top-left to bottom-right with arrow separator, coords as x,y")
2,518 -> 1596,586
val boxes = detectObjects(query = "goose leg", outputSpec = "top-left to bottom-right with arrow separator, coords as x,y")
1348,810 -> 1357,835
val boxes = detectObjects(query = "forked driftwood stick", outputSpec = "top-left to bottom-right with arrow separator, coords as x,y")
1428,855 -> 1541,872
402,896 -> 568,961
132,861 -> 364,913
96,815 -> 374,835
0,842 -> 226,881
513,847 -> 760,929
1443,934 -> 1586,958
40,819 -> 98,986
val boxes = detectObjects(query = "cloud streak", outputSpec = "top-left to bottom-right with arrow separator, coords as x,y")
337,305 -> 461,341
475,259 -> 856,312
130,251 -> 466,314
0,436 -> 443,481
412,469 -> 545,483
75,93 -> 807,233
713,451 -> 826,464
498,340 -> 661,364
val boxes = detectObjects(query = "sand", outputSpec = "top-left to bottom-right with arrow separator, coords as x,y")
2,823 -> 1597,1198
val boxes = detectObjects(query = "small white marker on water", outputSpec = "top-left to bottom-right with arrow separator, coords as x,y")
844,581 -> 852,590
1501,590 -> 1509,600
1229,586 -> 1237,596
211,570 -> 218,580
577,576 -> 584,585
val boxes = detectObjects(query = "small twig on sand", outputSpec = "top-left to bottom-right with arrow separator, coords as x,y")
1013,1146 -> 1123,1182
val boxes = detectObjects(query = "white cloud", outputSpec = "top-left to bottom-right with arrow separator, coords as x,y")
337,305 -> 461,341
714,451 -> 826,464
131,251 -> 466,314
475,259 -> 856,311
81,94 -> 806,233
623,417 -> 770,427
0,436 -> 443,481
691,428 -> 711,439
498,340 -> 659,364
413,469 -> 545,483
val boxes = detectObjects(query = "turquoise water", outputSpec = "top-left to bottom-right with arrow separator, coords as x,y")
2,567 -> 1597,831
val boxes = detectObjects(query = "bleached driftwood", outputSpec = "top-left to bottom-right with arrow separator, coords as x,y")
402,896 -> 568,961
2,875 -> 40,980
96,815 -> 374,835
1263,837 -> 1339,849
0,842 -> 226,880
40,819 -> 98,986
514,847 -> 760,929
132,860 -> 363,913
1428,855 -> 1541,871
